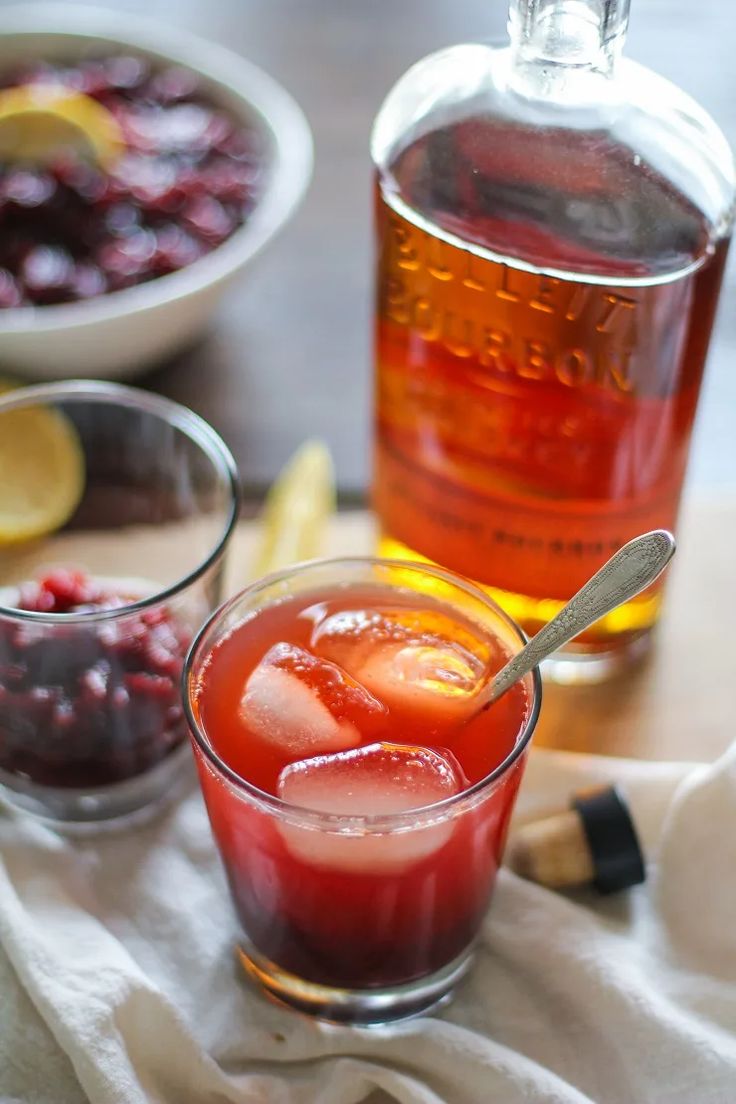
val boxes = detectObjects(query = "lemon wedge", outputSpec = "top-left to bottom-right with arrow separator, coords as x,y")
253,440 -> 335,577
0,395 -> 85,547
0,84 -> 124,168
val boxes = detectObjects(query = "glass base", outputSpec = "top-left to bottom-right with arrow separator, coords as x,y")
0,742 -> 194,834
237,939 -> 474,1025
541,628 -> 653,685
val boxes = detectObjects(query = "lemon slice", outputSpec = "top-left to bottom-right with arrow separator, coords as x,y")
0,84 -> 124,167
0,399 -> 85,546
253,440 -> 335,577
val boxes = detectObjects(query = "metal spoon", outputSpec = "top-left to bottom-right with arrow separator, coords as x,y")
481,530 -> 676,707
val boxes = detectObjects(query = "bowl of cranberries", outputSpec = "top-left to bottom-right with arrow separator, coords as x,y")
0,5 -> 312,380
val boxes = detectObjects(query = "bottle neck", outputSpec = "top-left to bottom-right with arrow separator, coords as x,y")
508,0 -> 629,91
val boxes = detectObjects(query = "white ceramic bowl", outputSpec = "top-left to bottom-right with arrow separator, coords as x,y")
0,5 -> 313,380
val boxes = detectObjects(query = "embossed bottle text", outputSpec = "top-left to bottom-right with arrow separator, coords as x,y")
373,116 -> 730,648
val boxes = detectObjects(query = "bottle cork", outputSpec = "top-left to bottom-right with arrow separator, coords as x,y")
507,785 -> 646,894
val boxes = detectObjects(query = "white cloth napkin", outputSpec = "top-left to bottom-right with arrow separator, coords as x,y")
1,742 -> 735,1104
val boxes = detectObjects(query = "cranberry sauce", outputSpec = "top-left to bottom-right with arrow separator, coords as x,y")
0,570 -> 191,787
0,55 -> 265,307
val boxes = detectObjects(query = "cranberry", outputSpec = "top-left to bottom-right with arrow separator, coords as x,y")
146,66 -> 200,105
216,130 -> 261,161
35,569 -> 96,609
0,571 -> 191,788
182,196 -> 234,244
0,268 -> 23,307
126,104 -> 228,159
71,262 -> 107,299
153,224 -> 203,274
104,56 -> 149,93
113,154 -> 176,200
168,165 -> 208,201
201,159 -> 259,205
21,245 -> 75,303
65,61 -> 110,97
97,229 -> 156,287
52,159 -> 108,204
79,662 -> 110,702
104,202 -> 141,235
3,169 -> 56,208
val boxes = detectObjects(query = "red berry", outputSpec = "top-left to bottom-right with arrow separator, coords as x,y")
3,169 -> 56,208
182,196 -> 234,244
40,570 -> 96,609
0,268 -> 23,307
21,246 -> 75,303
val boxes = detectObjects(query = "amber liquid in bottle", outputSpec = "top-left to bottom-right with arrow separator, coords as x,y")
373,115 -> 730,657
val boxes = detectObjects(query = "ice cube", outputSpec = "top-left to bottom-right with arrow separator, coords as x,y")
239,642 -> 385,757
311,607 -> 488,722
276,741 -> 461,872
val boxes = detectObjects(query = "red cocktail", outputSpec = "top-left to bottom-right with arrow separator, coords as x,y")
184,558 -> 541,1023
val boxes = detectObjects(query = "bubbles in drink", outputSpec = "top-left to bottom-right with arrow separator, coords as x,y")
311,606 -> 488,723
239,641 -> 386,756
277,741 -> 461,872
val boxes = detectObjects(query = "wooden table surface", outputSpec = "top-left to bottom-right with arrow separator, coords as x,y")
4,0 -> 731,499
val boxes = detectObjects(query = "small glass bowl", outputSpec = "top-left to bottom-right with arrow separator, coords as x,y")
0,380 -> 240,830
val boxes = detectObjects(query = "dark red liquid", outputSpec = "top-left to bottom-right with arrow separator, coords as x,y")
190,583 -> 533,990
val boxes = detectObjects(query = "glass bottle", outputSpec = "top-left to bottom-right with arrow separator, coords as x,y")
371,0 -> 734,679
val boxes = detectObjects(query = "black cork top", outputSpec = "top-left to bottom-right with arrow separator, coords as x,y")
572,786 -> 646,894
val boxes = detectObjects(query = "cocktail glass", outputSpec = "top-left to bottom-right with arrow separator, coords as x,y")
184,557 -> 541,1024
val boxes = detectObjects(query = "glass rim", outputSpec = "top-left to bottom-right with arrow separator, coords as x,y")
0,379 -> 241,624
183,555 -> 543,831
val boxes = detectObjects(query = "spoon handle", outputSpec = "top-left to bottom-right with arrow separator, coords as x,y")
484,530 -> 676,706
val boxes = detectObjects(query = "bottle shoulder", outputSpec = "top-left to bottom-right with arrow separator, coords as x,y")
372,43 -> 735,273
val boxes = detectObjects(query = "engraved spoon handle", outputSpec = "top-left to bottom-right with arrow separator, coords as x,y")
483,530 -> 676,707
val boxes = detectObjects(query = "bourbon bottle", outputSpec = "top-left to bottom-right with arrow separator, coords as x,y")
371,0 -> 734,677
